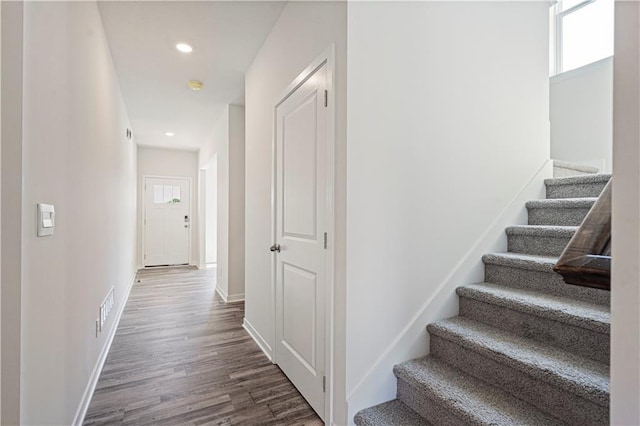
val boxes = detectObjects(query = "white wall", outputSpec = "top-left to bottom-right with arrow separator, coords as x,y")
1,2 -> 23,424
20,2 -> 137,424
0,6 -> 2,420
550,57 -> 613,172
346,1 -> 550,421
205,154 -> 218,264
611,1 -> 640,424
198,104 -> 245,302
137,147 -> 198,266
228,105 -> 245,300
244,2 -> 347,423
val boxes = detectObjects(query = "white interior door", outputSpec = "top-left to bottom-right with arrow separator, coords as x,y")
274,62 -> 328,418
144,177 -> 191,266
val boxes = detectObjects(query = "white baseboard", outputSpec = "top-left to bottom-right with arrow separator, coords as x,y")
242,317 -> 273,361
226,293 -> 245,302
345,160 -> 554,422
72,269 -> 137,426
215,285 -> 244,303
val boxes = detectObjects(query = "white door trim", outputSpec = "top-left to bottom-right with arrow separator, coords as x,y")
270,44 -> 336,422
141,175 -> 193,267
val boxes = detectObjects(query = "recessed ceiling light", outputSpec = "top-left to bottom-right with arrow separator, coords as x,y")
188,80 -> 204,91
176,43 -> 193,53
165,132 -> 175,137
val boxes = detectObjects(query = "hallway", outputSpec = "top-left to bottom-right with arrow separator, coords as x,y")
84,267 -> 321,425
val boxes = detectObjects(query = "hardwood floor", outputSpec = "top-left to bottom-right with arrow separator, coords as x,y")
84,266 -> 322,426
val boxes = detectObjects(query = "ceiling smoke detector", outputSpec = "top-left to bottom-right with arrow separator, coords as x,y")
176,43 -> 193,53
188,80 -> 204,91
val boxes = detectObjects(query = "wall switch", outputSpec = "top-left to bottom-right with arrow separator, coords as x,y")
37,204 -> 55,237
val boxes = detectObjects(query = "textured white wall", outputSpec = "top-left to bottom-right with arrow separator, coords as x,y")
137,147 -> 199,266
228,105 -> 245,299
1,2 -> 23,424
244,2 -> 347,422
346,1 -> 550,421
611,1 -> 640,424
21,2 -> 137,423
551,57 -> 613,172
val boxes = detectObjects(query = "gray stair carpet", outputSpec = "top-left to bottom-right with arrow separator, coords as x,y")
355,173 -> 612,426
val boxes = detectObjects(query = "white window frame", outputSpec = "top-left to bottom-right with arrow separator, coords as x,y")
551,0 -> 601,75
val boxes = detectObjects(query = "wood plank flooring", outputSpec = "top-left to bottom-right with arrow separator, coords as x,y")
84,266 -> 322,426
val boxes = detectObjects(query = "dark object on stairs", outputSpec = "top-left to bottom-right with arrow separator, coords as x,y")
554,178 -> 612,291
355,172 -> 611,426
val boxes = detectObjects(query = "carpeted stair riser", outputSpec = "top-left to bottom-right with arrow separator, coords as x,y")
353,400 -> 428,426
506,227 -> 575,257
429,335 -> 608,426
483,262 -> 609,306
458,296 -> 609,363
394,357 -> 564,426
527,200 -> 595,226
553,160 -> 599,177
545,174 -> 610,199
396,380 -> 468,426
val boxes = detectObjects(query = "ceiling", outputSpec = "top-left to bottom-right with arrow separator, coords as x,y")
98,1 -> 286,150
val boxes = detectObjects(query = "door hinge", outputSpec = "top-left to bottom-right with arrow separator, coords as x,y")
322,376 -> 326,393
323,232 -> 328,249
324,90 -> 328,107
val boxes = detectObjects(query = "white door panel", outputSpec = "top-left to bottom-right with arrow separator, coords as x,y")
274,62 -> 327,418
144,177 -> 190,266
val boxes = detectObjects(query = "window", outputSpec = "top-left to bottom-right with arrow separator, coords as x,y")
551,0 -> 614,75
153,185 -> 181,204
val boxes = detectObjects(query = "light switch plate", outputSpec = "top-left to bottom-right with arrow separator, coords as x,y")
37,203 -> 55,237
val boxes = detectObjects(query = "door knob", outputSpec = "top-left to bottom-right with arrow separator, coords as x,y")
270,243 -> 281,253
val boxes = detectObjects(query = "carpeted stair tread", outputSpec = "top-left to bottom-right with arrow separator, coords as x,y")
553,160 -> 600,175
457,283 -> 610,333
482,252 -> 557,273
545,173 -> 611,187
483,252 -> 610,306
427,317 -> 609,407
526,197 -> 597,209
354,400 -> 429,426
394,356 -> 564,426
505,225 -> 578,237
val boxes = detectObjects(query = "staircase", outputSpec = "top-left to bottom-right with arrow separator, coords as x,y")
354,172 -> 612,426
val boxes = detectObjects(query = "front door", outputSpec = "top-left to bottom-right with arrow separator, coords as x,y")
274,61 -> 328,418
144,177 -> 191,266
